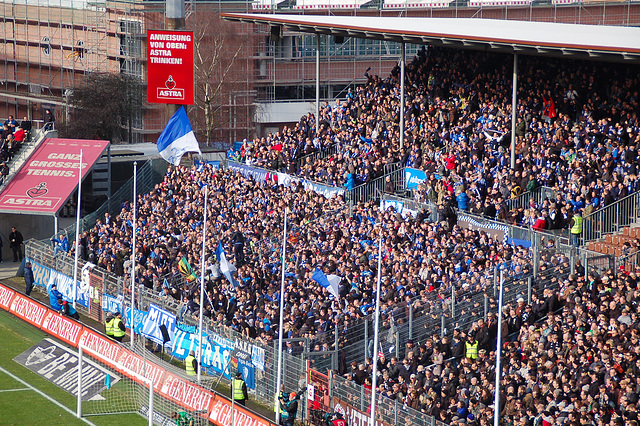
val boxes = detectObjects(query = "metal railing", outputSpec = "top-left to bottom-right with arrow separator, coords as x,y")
583,190 -> 640,244
346,168 -> 405,205
295,143 -> 340,171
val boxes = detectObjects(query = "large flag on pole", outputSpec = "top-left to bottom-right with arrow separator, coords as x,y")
177,257 -> 197,282
215,242 -> 238,287
157,106 -> 201,166
312,268 -> 340,299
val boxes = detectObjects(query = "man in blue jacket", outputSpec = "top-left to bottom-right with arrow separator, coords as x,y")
50,233 -> 69,257
49,283 -> 63,311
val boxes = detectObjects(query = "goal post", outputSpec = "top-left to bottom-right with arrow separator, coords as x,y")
77,344 -> 153,426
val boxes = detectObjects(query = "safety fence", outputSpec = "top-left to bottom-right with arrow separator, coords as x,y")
582,190 -> 640,244
295,143 -> 341,171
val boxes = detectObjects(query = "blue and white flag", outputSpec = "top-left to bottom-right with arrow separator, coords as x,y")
216,242 -> 238,287
157,106 -> 201,166
312,268 -> 341,299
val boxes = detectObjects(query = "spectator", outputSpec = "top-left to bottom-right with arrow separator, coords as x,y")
48,283 -> 63,311
51,233 -> 69,257
9,226 -> 23,262
24,261 -> 34,296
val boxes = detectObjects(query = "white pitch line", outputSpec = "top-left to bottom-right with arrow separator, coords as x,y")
0,365 -> 97,426
0,387 -> 30,392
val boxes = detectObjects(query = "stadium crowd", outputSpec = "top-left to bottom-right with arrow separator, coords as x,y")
229,46 -> 640,233
55,45 -> 640,426
340,267 -> 640,426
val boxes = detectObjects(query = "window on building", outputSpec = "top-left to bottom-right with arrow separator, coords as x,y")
42,37 -> 51,56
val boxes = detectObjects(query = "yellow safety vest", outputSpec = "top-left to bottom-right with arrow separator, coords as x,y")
465,341 -> 479,359
185,355 -> 196,376
104,317 -> 115,337
113,318 -> 125,338
571,216 -> 583,235
233,378 -> 245,401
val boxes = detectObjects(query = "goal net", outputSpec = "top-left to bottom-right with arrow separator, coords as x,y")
77,344 -> 153,425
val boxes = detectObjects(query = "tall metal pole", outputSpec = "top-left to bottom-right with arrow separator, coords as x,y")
510,54 -> 518,170
369,208 -> 383,426
493,268 -> 505,426
197,185 -> 209,384
316,34 -> 320,137
130,161 -> 137,349
275,208 -> 288,425
399,42 -> 405,150
72,150 -> 83,309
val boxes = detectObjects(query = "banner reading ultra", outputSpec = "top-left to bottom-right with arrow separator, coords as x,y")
0,138 -> 109,215
147,30 -> 194,105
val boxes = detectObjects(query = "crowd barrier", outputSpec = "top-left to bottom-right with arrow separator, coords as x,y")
25,158 -> 625,426
0,280 -> 277,426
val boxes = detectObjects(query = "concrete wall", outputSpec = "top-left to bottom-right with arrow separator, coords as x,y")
0,213 -> 54,261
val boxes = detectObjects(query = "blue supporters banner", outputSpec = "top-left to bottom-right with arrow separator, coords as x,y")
237,357 -> 255,389
383,199 -> 404,214
405,167 -> 427,189
142,303 -> 177,346
251,345 -> 265,371
123,305 -> 147,335
170,328 -> 235,381
27,258 -> 89,309
102,294 -> 123,314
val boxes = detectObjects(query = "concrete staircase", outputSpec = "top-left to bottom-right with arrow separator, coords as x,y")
588,226 -> 640,256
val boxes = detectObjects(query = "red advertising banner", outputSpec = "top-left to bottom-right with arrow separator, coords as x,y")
0,283 -> 15,310
41,310 -> 83,346
0,138 -> 109,215
333,397 -> 391,426
159,371 -> 213,413
9,294 -> 48,328
77,328 -> 122,369
147,30 -> 194,105
116,350 -> 166,391
209,395 -> 275,426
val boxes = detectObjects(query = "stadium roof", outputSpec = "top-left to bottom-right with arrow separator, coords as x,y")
221,13 -> 640,63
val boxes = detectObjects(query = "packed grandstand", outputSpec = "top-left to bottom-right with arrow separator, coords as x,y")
47,45 -> 640,425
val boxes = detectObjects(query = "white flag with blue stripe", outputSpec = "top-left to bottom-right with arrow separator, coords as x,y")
157,106 -> 201,166
216,242 -> 238,287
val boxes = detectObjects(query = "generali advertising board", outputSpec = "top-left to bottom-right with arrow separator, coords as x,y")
0,282 -> 276,425
147,30 -> 194,105
0,138 -> 109,214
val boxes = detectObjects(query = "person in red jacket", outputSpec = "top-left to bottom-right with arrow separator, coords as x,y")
532,211 -> 546,231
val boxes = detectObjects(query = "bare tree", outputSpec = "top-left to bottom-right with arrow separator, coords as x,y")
191,12 -> 249,145
59,72 -> 143,143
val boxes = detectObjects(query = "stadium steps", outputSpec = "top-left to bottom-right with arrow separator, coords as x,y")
0,129 -> 56,192
587,226 -> 640,257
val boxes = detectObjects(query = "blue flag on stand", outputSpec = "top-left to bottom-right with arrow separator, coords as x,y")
104,374 -> 112,390
156,106 -> 202,166
312,268 -> 341,299
216,242 -> 238,287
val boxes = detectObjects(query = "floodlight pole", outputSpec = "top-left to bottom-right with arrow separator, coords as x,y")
400,42 -> 405,150
316,34 -> 320,137
493,268 -> 505,426
275,208 -> 288,425
72,149 -> 83,309
197,185 -> 209,385
370,201 -> 383,426
130,161 -> 137,349
510,54 -> 518,170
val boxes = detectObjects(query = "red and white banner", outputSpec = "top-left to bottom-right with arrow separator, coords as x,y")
77,329 -> 122,368
41,310 -> 83,346
0,283 -> 15,310
159,372 -> 212,413
9,294 -> 48,327
116,350 -> 166,391
0,138 -> 109,214
147,30 -> 194,105
209,396 -> 273,426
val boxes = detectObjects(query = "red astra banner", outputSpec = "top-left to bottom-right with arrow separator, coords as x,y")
0,283 -> 15,310
41,311 -> 83,346
9,294 -> 48,328
0,138 -> 109,214
147,30 -> 194,105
